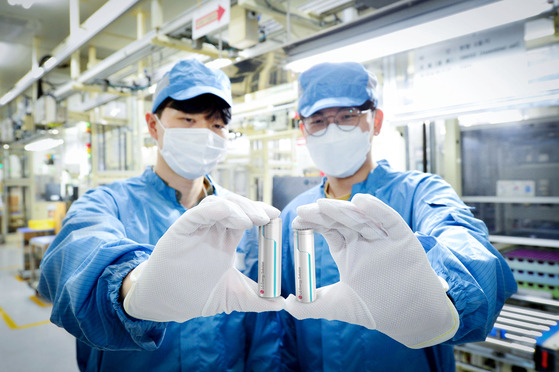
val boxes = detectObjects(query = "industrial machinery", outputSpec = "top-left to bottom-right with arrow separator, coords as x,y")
456,294 -> 559,372
454,118 -> 559,372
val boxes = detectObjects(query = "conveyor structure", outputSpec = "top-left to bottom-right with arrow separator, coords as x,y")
456,295 -> 559,372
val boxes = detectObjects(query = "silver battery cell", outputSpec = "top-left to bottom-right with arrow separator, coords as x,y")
294,229 -> 316,303
258,218 -> 282,298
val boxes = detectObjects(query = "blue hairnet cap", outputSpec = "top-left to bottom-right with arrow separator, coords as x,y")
297,62 -> 378,117
152,59 -> 233,112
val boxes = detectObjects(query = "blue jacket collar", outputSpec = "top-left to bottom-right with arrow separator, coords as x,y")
351,159 -> 391,197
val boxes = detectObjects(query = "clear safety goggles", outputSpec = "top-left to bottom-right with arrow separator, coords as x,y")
302,107 -> 370,137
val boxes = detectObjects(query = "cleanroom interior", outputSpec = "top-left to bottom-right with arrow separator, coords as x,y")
0,0 -> 558,371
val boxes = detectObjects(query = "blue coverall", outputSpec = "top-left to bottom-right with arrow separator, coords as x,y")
38,167 -> 280,372
280,159 -> 517,371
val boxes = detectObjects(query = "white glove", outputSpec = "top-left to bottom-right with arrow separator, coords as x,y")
285,194 -> 459,348
123,193 -> 285,322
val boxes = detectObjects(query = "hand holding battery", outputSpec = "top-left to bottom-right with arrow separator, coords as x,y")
123,193 -> 285,322
285,193 -> 460,349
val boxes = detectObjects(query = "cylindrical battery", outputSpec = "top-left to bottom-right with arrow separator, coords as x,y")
258,218 -> 282,298
294,229 -> 316,302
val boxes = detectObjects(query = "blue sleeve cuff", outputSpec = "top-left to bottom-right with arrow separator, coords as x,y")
101,250 -> 167,350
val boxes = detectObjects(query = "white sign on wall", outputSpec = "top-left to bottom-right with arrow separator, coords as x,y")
192,0 -> 230,40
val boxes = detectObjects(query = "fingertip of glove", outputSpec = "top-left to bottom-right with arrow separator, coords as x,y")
295,203 -> 319,218
259,202 -> 281,220
219,194 -> 279,226
205,199 -> 254,229
291,216 -> 311,230
252,202 -> 281,225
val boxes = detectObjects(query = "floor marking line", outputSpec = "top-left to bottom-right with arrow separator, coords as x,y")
29,295 -> 51,308
0,306 -> 50,329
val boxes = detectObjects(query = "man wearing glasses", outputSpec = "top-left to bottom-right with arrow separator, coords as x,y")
279,62 -> 516,371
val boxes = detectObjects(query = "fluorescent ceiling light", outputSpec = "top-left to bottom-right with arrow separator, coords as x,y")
286,0 -> 552,72
7,0 -> 42,9
232,83 -> 298,115
297,0 -> 352,15
459,109 -> 525,126
24,138 -> 64,152
524,18 -> 556,41
205,58 -> 233,69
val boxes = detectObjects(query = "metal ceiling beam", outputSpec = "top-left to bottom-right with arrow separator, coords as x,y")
53,29 -> 159,99
150,35 -> 222,58
0,0 -> 143,107
53,2 -> 208,100
237,0 -> 323,39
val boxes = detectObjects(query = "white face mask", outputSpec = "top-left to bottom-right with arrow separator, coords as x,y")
155,115 -> 227,180
305,124 -> 371,178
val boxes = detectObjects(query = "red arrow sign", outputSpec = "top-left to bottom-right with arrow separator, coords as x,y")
195,5 -> 226,31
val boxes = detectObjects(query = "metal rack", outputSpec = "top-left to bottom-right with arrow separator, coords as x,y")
456,295 -> 559,372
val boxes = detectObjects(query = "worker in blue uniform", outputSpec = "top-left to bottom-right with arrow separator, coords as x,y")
38,59 -> 283,372
279,62 -> 517,371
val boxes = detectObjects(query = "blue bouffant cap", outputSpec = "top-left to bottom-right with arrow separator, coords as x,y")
152,59 -> 233,112
298,62 -> 378,117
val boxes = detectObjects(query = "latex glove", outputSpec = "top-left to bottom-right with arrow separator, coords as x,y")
285,194 -> 459,348
123,193 -> 285,322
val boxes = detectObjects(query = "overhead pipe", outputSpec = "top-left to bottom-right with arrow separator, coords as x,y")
0,0 -> 143,107
53,2 -> 210,100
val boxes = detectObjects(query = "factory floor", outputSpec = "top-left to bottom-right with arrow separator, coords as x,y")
0,238 -> 77,372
